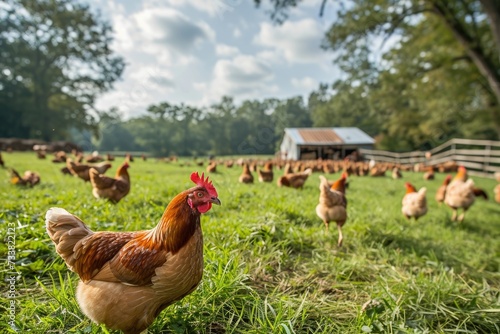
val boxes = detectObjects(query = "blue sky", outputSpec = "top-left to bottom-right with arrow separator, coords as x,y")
86,0 -> 341,119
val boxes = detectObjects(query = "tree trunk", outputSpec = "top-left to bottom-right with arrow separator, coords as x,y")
479,0 -> 500,62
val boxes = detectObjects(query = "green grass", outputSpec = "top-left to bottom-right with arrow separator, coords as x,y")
1,152 -> 499,333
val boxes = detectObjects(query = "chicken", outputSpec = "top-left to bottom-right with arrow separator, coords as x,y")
60,166 -> 72,175
66,159 -> 113,182
89,160 -> 130,203
369,165 -> 386,177
316,173 -> 348,246
257,161 -> 273,182
444,166 -> 476,222
46,172 -> 221,334
37,150 -> 46,159
75,152 -> 84,163
472,188 -> 488,200
423,167 -> 435,180
239,163 -> 254,184
52,151 -> 67,163
401,183 -> 427,220
325,173 -> 349,191
206,161 -> 217,173
0,151 -> 4,167
435,175 -> 452,205
86,151 -> 104,163
392,167 -> 402,179
283,162 -> 294,175
277,168 -> 312,189
10,168 -> 41,187
107,153 -> 115,161
495,184 -> 500,204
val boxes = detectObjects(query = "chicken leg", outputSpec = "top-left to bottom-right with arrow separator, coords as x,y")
337,223 -> 344,247
451,209 -> 458,221
457,209 -> 467,222
323,220 -> 329,232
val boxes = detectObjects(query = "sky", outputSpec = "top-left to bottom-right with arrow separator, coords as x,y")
85,0 -> 341,119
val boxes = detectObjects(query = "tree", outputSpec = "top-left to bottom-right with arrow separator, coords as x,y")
201,96 -> 240,156
0,0 -> 125,141
235,99 -> 276,154
256,0 -> 500,139
272,96 -> 312,150
95,108 -> 138,152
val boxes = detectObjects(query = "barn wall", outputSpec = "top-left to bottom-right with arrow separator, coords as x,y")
280,134 -> 300,160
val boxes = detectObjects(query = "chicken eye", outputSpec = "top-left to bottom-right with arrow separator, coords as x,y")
197,192 -> 204,198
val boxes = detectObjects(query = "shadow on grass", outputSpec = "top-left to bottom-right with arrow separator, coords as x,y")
282,209 -> 317,227
442,212 -> 500,238
368,229 -> 467,270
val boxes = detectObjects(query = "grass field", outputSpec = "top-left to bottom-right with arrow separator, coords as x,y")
1,152 -> 499,333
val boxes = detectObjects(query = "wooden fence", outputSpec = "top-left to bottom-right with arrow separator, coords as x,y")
359,138 -> 500,178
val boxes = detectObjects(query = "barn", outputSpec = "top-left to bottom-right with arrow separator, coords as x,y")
279,127 -> 375,160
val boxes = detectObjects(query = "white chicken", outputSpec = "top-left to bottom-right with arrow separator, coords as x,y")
401,182 -> 427,220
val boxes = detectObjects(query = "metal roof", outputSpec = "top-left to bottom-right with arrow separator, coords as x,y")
284,127 -> 375,145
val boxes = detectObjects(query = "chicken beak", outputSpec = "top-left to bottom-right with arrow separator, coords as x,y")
211,197 -> 221,205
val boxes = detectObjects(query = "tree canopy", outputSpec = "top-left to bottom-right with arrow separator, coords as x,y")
0,0 -> 125,141
256,0 -> 500,148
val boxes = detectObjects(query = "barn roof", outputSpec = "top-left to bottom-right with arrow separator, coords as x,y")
284,127 -> 375,145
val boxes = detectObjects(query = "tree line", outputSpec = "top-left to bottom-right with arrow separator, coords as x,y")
93,96 -> 311,156
1,0 -> 499,156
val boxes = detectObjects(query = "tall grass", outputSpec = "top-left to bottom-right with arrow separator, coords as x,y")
0,152 -> 499,333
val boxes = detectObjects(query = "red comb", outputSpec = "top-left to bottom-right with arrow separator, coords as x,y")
190,172 -> 218,197
405,182 -> 417,193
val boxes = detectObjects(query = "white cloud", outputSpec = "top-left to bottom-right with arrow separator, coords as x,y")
216,44 -> 240,57
110,7 -> 215,65
291,77 -> 318,91
199,54 -> 278,104
254,19 -> 328,64
135,8 -> 215,51
96,65 -> 178,118
129,66 -> 175,89
155,0 -> 242,17
256,50 -> 281,63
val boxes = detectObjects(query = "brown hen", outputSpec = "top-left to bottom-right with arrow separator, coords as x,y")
89,160 -> 130,203
46,172 -> 221,334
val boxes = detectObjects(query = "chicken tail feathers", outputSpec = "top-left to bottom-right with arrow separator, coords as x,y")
89,167 -> 110,189
10,168 -> 23,184
472,187 -> 488,200
46,207 -> 93,271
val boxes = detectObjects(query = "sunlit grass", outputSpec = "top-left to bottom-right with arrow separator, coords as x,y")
0,152 -> 499,333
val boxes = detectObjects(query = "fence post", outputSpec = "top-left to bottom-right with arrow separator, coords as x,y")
484,144 -> 491,173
